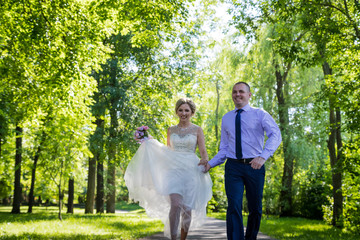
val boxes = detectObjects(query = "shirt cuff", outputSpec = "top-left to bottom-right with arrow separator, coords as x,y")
260,152 -> 271,161
208,159 -> 216,168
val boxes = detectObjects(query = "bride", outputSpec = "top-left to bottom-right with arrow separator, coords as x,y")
124,98 -> 213,240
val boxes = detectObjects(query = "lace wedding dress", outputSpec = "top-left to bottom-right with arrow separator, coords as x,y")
124,124 -> 213,238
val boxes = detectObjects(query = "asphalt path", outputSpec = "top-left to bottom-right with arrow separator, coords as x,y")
139,217 -> 276,240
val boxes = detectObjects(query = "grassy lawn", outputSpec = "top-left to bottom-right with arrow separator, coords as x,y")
2,205 -> 359,240
0,205 -> 163,240
208,212 -> 359,240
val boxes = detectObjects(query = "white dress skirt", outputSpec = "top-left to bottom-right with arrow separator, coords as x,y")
124,130 -> 213,238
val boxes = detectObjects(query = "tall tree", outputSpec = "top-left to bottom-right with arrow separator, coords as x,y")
11,126 -> 22,214
95,118 -> 105,214
268,0 -> 349,226
28,127 -> 47,213
274,60 -> 293,216
67,178 -> 74,214
228,3 -> 309,214
0,0 -> 113,213
82,0 -> 191,214
322,60 -> 343,226
228,0 -> 358,224
85,155 -> 96,213
106,76 -> 119,213
86,76 -> 106,214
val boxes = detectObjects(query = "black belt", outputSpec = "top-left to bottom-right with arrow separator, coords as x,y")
228,158 -> 253,164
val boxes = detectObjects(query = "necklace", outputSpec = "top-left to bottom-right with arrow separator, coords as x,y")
177,123 -> 192,130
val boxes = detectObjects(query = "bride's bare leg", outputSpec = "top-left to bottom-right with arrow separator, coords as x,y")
180,228 -> 188,240
180,206 -> 191,240
169,194 -> 183,240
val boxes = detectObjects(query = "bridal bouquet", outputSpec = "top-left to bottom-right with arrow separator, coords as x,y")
134,125 -> 151,143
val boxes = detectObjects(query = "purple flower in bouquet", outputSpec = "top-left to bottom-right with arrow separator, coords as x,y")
134,125 -> 151,143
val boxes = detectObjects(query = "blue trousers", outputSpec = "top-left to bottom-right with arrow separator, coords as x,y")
225,159 -> 265,240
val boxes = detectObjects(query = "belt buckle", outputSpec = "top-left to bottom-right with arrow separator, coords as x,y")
241,158 -> 252,164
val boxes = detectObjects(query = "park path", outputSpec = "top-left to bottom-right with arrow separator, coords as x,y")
139,217 -> 276,240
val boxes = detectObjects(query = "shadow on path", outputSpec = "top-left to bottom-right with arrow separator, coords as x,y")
139,217 -> 276,240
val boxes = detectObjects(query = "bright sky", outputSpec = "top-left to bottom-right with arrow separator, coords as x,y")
192,1 -> 245,68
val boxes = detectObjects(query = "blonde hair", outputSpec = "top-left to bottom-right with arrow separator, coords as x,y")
175,98 -> 196,115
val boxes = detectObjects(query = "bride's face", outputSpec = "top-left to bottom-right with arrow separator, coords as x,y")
177,103 -> 193,123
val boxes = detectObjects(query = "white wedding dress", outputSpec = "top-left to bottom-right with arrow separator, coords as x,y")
124,124 -> 213,238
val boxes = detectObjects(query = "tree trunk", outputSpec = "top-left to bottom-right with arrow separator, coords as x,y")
85,157 -> 96,213
28,131 -> 46,213
27,147 -> 39,213
58,157 -> 64,220
334,107 -> 343,226
86,115 -> 105,213
106,107 -> 117,213
67,178 -> 74,214
275,63 -> 294,217
11,126 -> 22,214
322,61 -> 343,227
96,160 -> 105,213
92,77 -> 105,214
58,183 -> 63,220
215,79 -> 220,141
96,117 -> 105,214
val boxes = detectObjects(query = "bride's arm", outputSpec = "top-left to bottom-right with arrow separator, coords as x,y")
167,127 -> 171,147
197,127 -> 208,162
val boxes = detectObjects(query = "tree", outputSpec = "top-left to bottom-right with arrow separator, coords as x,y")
11,126 -> 22,214
1,0 -> 112,213
67,178 -> 74,214
28,126 -> 47,213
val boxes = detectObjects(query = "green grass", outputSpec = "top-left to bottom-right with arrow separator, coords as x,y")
115,201 -> 142,212
208,212 -> 359,240
0,205 -> 163,240
2,205 -> 359,240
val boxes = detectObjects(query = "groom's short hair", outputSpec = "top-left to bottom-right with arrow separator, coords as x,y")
234,82 -> 250,92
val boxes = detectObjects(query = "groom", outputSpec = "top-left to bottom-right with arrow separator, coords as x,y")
201,82 -> 281,240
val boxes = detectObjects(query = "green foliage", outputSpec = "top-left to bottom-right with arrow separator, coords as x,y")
226,0 -> 360,231
340,137 -> 360,234
1,0 -> 359,234
0,0 -> 197,214
263,152 -> 283,216
342,173 -> 360,234
294,168 -> 331,220
0,177 -> 11,200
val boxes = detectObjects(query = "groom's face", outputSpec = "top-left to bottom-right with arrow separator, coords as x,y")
232,83 -> 251,108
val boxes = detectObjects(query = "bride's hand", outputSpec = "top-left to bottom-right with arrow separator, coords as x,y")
198,159 -> 208,166
198,160 -> 211,173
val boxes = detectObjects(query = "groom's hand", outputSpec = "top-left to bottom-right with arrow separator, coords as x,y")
250,156 -> 265,169
204,163 -> 211,173
198,160 -> 211,173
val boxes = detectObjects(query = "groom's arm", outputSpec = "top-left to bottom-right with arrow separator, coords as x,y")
260,112 -> 282,160
208,119 -> 229,168
249,111 -> 282,170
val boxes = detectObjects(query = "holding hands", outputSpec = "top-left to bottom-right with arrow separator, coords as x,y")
199,156 -> 266,172
198,160 -> 211,173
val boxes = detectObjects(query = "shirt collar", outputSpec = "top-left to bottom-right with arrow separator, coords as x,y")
234,104 -> 250,113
